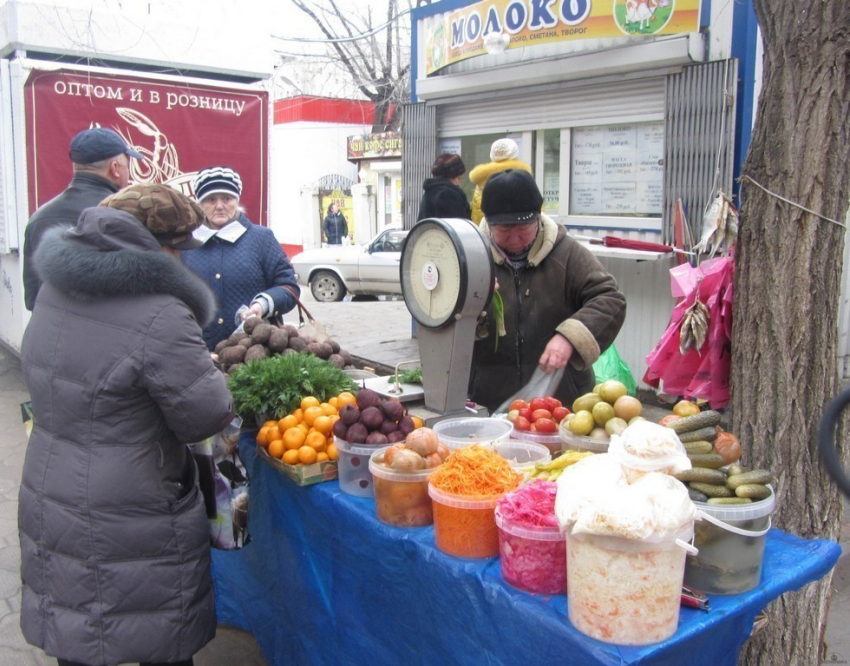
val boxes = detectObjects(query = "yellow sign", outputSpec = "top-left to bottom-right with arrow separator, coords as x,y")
425,0 -> 701,75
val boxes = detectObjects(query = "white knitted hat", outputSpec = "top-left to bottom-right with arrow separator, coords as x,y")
193,166 -> 243,202
490,138 -> 519,162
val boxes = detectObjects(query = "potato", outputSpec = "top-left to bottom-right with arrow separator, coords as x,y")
244,344 -> 269,362
316,342 -> 333,360
242,317 -> 262,335
267,329 -> 290,353
329,339 -> 341,354
284,324 -> 299,337
214,339 -> 230,354
239,337 -> 254,349
226,332 -> 249,347
251,323 -> 274,346
219,345 -> 247,366
288,337 -> 307,352
327,353 -> 346,369
305,342 -> 324,357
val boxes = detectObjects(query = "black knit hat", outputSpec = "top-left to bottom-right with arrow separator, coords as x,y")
481,169 -> 543,225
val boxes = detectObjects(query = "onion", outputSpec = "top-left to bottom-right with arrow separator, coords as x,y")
436,441 -> 451,462
423,452 -> 442,468
390,448 -> 426,472
383,443 -> 406,467
404,427 -> 438,457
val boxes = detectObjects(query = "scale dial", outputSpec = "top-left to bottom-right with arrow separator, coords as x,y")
400,218 -> 492,330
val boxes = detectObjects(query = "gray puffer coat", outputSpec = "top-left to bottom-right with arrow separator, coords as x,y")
19,207 -> 234,665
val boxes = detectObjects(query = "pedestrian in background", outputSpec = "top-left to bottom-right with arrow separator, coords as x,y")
182,165 -> 300,351
22,127 -> 143,310
468,138 -> 531,225
469,169 -> 627,413
417,153 -> 471,221
323,202 -> 349,245
19,184 -> 234,666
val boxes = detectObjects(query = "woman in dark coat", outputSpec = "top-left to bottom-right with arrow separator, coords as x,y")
19,184 -> 234,666
417,153 -> 472,221
323,203 -> 349,245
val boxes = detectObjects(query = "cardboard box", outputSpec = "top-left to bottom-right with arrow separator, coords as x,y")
256,445 -> 338,486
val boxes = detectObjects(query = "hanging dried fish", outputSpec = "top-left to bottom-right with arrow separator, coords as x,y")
679,299 -> 710,355
696,191 -> 738,258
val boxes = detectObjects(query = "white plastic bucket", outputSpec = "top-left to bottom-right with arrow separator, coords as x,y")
336,438 -> 379,497
433,417 -> 512,450
566,522 -> 695,645
495,507 -> 565,594
369,447 -> 436,527
686,488 -> 775,595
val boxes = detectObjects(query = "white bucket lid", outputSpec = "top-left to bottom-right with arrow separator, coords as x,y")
694,485 -> 776,521
336,437 -> 382,456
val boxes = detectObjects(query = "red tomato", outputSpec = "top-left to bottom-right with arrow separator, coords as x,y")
552,406 -> 571,422
529,423 -> 539,433
534,418 -> 558,434
518,407 -> 533,421
531,408 -> 553,422
514,416 -> 531,431
658,414 -> 682,427
543,396 -> 562,412
509,399 -> 529,412
528,398 -> 548,412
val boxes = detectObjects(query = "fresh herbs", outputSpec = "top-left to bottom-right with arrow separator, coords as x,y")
392,367 -> 423,385
228,352 -> 358,423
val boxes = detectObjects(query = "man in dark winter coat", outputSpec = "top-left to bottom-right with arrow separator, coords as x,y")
417,153 -> 472,221
470,170 -> 627,413
20,184 -> 234,666
22,127 -> 143,310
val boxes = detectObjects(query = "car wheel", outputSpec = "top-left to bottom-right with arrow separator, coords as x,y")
310,271 -> 346,302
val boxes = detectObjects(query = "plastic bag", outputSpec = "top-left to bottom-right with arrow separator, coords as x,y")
494,367 -> 565,415
592,345 -> 637,396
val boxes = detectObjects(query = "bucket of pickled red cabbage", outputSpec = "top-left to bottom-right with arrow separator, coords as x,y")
495,480 -> 565,595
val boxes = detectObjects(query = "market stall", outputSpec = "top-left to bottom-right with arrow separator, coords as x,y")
211,435 -> 841,666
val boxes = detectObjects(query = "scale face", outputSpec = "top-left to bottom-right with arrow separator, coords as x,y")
400,218 -> 494,415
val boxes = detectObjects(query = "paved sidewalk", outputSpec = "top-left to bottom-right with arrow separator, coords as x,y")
0,292 -> 847,664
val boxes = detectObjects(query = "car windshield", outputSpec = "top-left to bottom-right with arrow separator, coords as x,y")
372,230 -> 406,253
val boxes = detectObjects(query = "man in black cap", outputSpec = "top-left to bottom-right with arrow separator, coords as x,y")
469,169 -> 627,413
22,127 -> 143,310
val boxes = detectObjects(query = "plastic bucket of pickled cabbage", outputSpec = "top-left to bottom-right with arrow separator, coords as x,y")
336,438 -> 377,497
566,522 -> 694,645
685,489 -> 775,595
433,417 -> 512,450
494,506 -> 565,594
428,484 -> 502,558
369,448 -> 437,527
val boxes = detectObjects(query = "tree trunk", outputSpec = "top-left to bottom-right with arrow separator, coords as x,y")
731,0 -> 849,664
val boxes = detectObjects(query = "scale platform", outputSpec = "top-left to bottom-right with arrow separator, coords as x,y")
360,374 -> 426,403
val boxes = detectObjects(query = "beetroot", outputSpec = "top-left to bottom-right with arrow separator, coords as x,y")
333,419 -> 349,439
359,406 -> 384,431
365,432 -> 389,446
380,399 -> 405,422
386,430 -> 405,443
379,419 -> 399,435
339,403 -> 361,426
356,388 -> 382,410
398,415 -> 416,436
345,422 -> 368,444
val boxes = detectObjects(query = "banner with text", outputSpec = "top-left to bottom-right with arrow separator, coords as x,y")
347,132 -> 403,160
25,69 -> 269,223
425,0 -> 701,75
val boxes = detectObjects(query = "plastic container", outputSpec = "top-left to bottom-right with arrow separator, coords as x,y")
566,522 -> 694,645
509,426 -> 562,456
433,417 -> 512,450
336,438 -> 380,497
686,488 -> 775,595
369,448 -> 436,527
559,428 -> 611,454
495,506 -> 566,594
493,440 -> 551,472
428,484 -> 503,558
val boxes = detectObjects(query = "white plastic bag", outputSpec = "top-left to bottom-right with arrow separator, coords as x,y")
494,367 -> 565,415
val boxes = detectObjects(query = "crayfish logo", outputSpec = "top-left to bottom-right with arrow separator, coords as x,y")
613,0 -> 675,35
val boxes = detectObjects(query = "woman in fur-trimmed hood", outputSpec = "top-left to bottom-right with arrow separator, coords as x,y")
468,138 -> 532,224
19,186 -> 234,666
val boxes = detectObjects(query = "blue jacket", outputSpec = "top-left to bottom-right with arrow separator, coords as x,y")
182,214 -> 300,350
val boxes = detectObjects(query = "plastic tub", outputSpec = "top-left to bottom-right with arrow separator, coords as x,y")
433,417 -> 512,450
510,426 -> 563,456
566,522 -> 694,645
336,438 -> 380,497
493,440 -> 551,472
369,448 -> 436,527
686,488 -> 775,594
495,506 -> 566,594
428,484 -> 503,558
559,429 -> 610,454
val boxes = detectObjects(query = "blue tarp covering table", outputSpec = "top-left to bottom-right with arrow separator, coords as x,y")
212,435 -> 841,666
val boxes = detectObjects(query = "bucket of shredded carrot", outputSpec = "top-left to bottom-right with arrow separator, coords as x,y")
428,445 -> 523,558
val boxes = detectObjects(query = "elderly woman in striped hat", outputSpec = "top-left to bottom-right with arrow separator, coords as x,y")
182,166 -> 300,351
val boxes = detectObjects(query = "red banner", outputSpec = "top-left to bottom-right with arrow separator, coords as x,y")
25,69 -> 269,224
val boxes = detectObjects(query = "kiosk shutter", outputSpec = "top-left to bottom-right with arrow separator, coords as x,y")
401,102 -> 437,231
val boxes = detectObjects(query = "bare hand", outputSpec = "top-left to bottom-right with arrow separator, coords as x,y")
539,335 -> 573,373
242,303 -> 264,320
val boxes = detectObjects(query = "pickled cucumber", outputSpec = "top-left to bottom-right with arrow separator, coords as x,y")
690,482 -> 734,498
735,483 -> 772,500
675,468 -> 728,485
726,469 -> 774,490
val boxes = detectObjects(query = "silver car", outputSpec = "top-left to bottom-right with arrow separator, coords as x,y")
290,227 -> 408,302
